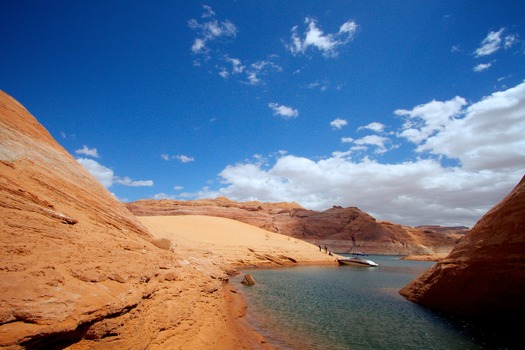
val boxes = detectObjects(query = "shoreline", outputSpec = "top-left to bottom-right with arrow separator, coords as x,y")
225,259 -> 340,349
137,215 -> 339,348
223,283 -> 275,350
137,215 -> 446,348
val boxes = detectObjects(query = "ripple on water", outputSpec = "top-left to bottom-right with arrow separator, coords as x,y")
234,257 -> 511,350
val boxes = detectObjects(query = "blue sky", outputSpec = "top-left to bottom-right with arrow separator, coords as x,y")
1,1 -> 524,227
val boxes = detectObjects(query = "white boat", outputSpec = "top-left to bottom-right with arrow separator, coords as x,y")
337,256 -> 379,267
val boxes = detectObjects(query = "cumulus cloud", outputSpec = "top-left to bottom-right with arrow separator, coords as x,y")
358,122 -> 385,133
189,6 -> 281,85
330,118 -> 348,129
76,158 -> 114,187
352,135 -> 390,154
76,158 -> 153,188
416,80 -> 525,171
191,81 -> 525,227
287,17 -> 358,57
75,145 -> 99,158
268,103 -> 299,119
188,5 -> 237,57
474,27 -> 518,57
396,96 -> 467,144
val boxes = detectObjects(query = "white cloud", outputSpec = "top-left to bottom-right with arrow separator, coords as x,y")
330,118 -> 347,129
396,96 -> 467,144
114,177 -> 153,187
76,158 -> 114,187
75,145 -> 99,158
307,81 -> 328,91
245,60 -> 282,85
188,5 -> 237,56
201,4 -> 215,18
417,80 -> 525,171
218,56 -> 281,85
224,56 -> 245,74
341,137 -> 354,143
152,192 -> 177,200
352,135 -> 390,154
473,62 -> 493,72
358,122 -> 385,133
268,103 -> 299,119
191,81 -> 525,227
474,27 -> 518,57
287,18 -> 358,57
175,155 -> 195,163
504,34 -> 518,49
161,154 -> 195,163
76,158 -> 153,188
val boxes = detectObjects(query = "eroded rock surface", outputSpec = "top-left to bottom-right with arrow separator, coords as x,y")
400,175 -> 525,328
0,91 -> 264,349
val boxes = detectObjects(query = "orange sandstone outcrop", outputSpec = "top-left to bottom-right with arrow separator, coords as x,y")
399,175 -> 525,326
128,199 -> 467,255
0,91 -> 269,349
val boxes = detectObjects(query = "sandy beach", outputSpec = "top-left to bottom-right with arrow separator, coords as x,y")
138,215 -> 339,268
138,215 -> 339,348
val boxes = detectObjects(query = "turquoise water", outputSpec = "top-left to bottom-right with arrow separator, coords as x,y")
233,256 -> 509,350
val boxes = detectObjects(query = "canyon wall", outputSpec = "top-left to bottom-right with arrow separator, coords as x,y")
0,91 -> 262,349
128,199 -> 467,255
399,175 -> 525,332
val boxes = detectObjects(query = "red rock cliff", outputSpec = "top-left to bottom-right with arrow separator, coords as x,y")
399,175 -> 525,325
0,91 -> 259,349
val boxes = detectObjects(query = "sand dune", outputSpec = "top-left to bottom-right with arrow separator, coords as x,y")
138,215 -> 338,268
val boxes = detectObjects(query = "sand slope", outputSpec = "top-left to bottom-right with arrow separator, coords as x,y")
139,215 -> 338,268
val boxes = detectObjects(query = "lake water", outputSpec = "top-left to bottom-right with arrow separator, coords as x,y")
233,255 -> 511,350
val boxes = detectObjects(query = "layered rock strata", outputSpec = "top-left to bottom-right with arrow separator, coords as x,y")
400,175 -> 525,332
0,91 -> 269,349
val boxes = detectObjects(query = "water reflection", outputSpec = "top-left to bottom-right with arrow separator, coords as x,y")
233,256 -> 510,350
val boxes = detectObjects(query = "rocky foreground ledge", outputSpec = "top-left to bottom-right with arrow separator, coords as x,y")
0,91 -> 333,349
1,92 -> 249,349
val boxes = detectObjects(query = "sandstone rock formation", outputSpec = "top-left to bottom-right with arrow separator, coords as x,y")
0,91 -> 268,349
128,199 -> 467,255
240,274 -> 256,286
399,175 -> 525,335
